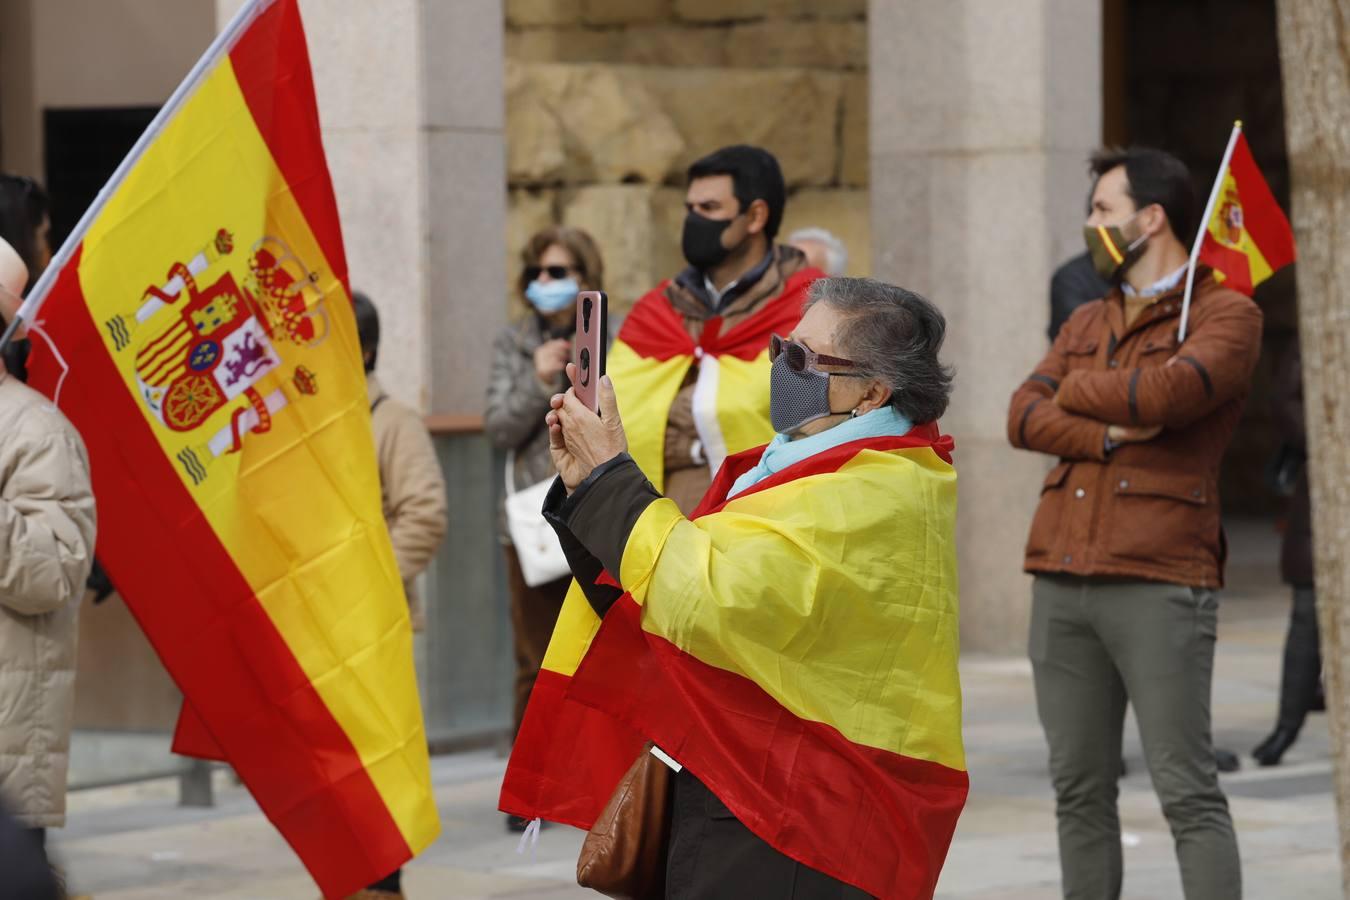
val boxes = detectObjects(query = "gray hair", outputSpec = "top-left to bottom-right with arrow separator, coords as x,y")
787,227 -> 848,276
804,277 -> 954,424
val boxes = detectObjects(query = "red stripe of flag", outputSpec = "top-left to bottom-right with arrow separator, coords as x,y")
1200,239 -> 1255,295
498,670 -> 646,829
1229,134 -> 1296,270
616,268 -> 822,362
569,595 -> 968,900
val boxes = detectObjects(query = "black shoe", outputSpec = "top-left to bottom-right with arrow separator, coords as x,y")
1252,726 -> 1300,766
506,814 -> 531,833
1215,747 -> 1241,773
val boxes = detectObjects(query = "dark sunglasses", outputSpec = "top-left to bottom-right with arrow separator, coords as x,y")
770,334 -> 867,376
524,264 -> 574,281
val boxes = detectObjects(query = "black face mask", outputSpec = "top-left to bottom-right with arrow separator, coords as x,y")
682,210 -> 739,271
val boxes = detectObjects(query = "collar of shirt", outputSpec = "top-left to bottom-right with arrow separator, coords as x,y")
1122,262 -> 1189,298
690,249 -> 775,312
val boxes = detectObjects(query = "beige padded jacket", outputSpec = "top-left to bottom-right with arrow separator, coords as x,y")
0,372 -> 96,827
368,375 -> 447,631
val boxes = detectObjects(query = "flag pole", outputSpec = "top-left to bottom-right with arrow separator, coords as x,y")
1178,120 -> 1243,343
0,0 -> 277,357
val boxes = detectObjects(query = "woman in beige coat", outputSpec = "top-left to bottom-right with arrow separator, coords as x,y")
0,222 -> 97,868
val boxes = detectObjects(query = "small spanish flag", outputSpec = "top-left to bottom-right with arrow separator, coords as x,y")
19,1 -> 437,894
1196,125 -> 1296,295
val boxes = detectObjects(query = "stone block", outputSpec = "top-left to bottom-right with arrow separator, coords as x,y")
505,62 -> 568,183
674,0 -> 864,20
825,0 -> 867,17
507,24 -> 726,67
505,0 -> 583,27
780,188 -> 871,276
562,185 -> 687,311
841,73 -> 867,185
505,26 -> 625,63
725,20 -> 866,70
506,62 -> 686,185
582,0 -> 668,25
673,0 -> 797,22
646,67 -> 843,186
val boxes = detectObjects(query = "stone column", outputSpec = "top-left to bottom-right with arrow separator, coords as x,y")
868,0 -> 1101,651
419,1 -> 508,417
216,0 -> 507,415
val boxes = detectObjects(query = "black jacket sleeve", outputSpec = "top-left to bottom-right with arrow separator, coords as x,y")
541,453 -> 662,616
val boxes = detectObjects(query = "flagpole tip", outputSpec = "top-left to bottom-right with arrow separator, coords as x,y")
1235,119 -> 1243,128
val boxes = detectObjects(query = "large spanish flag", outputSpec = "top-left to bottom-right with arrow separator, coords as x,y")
611,268 -> 817,487
502,426 -> 967,899
1197,126 -> 1296,295
19,1 -> 437,894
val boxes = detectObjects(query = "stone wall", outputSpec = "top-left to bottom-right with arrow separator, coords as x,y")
504,0 -> 868,312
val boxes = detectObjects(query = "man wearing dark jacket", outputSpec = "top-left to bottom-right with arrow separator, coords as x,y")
1008,146 -> 1260,900
615,145 -> 823,515
1252,342 -> 1320,766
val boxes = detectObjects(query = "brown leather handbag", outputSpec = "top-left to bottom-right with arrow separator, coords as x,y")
576,744 -> 672,899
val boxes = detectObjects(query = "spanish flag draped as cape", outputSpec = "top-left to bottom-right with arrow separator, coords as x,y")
609,268 -> 817,487
21,1 -> 436,894
501,425 -> 968,899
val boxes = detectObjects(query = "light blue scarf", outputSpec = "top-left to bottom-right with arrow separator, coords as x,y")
727,405 -> 913,499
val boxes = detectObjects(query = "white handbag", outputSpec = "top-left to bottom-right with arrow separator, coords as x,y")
504,450 -> 571,587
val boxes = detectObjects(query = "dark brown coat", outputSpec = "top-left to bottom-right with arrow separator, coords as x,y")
1007,271 -> 1263,589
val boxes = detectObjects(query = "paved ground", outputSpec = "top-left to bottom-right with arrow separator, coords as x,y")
56,521 -> 1340,898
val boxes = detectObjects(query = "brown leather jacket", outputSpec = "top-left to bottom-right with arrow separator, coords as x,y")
1007,270 -> 1263,588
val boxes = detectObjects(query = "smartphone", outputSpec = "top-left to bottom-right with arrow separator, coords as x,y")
573,290 -> 608,413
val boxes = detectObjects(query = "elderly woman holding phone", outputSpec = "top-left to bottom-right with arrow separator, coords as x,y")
533,277 -> 968,899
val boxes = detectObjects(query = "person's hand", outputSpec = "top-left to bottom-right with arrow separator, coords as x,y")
534,338 -> 571,386
547,364 -> 628,493
1108,424 -> 1163,443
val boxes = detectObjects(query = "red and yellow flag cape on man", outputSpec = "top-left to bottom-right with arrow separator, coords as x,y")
20,1 -> 437,894
502,426 -> 968,899
609,269 -> 818,487
1196,126 -> 1296,295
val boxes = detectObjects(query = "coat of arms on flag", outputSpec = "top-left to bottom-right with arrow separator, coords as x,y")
1196,123 -> 1296,296
105,228 -> 330,482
